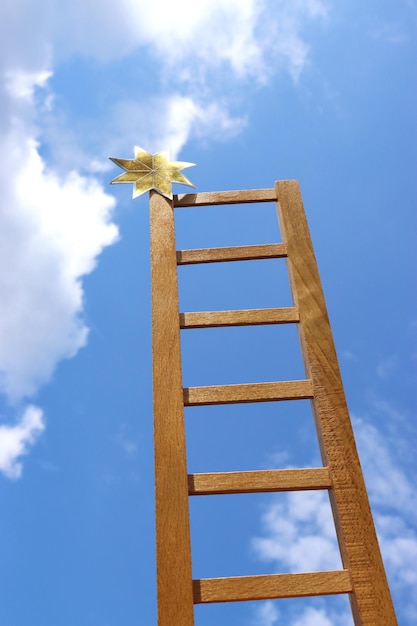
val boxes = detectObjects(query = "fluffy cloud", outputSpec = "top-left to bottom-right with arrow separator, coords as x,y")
0,4 -> 119,404
2,0 -> 328,77
0,25 -> 118,477
291,607 -> 333,626
0,0 -> 328,477
252,411 -> 417,623
0,405 -> 45,479
0,91 -> 117,475
109,94 -> 246,159
253,490 -> 342,572
253,601 -> 280,626
354,415 -> 417,614
253,601 -> 354,626
354,415 -> 416,519
290,606 -> 352,626
2,0 -> 330,177
6,0 -> 329,163
48,0 -> 327,80
0,129 -> 118,400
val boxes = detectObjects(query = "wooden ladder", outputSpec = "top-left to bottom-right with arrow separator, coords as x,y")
149,180 -> 397,626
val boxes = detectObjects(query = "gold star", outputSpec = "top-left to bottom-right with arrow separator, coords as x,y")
109,146 -> 195,200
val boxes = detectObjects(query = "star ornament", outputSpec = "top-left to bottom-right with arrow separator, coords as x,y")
109,147 -> 195,200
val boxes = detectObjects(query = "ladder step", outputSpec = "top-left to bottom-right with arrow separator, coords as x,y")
177,243 -> 287,265
174,188 -> 277,207
184,380 -> 314,406
193,570 -> 352,604
188,468 -> 332,496
180,307 -> 299,329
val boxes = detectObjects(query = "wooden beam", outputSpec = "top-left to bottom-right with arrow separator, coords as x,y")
184,380 -> 314,406
188,467 -> 332,496
179,307 -> 299,329
176,243 -> 287,265
150,191 -> 194,626
193,570 -> 352,604
174,188 -> 276,207
275,180 -> 397,625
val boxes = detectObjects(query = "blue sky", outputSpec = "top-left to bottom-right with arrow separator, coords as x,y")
0,1 -> 416,625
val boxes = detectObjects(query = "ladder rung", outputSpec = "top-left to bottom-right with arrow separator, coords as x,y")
188,468 -> 332,496
180,307 -> 299,329
174,188 -> 277,207
177,243 -> 287,265
184,380 -> 314,406
193,570 -> 352,604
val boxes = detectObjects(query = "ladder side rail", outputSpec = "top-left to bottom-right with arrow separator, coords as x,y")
275,180 -> 397,625
150,191 -> 195,626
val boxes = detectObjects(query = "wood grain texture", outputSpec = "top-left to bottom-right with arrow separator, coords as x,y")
184,380 -> 314,406
150,191 -> 194,626
193,571 -> 352,604
275,180 -> 397,625
188,467 -> 332,495
174,188 -> 276,207
180,307 -> 299,329
176,243 -> 287,265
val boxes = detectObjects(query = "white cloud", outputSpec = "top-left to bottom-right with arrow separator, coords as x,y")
253,600 -> 280,626
0,134 -> 118,400
252,410 -> 417,622
121,0 -> 266,78
377,519 -> 417,586
0,0 -> 328,475
117,0 -> 328,83
353,415 -> 417,600
253,600 -> 353,626
109,94 -> 246,159
0,39 -> 119,402
0,60 -> 118,475
1,0 -> 328,81
0,405 -> 45,479
290,605 -> 354,626
4,69 -> 53,102
39,0 -> 279,80
253,490 -> 342,572
254,601 -> 354,626
2,0 -> 329,175
353,416 -> 416,520
291,607 -> 333,626
1,0 -> 329,148
0,0 -> 120,409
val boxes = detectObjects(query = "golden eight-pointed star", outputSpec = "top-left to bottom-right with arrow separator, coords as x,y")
109,146 -> 195,200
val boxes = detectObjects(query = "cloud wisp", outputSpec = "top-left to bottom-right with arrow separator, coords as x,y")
0,406 -> 45,479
